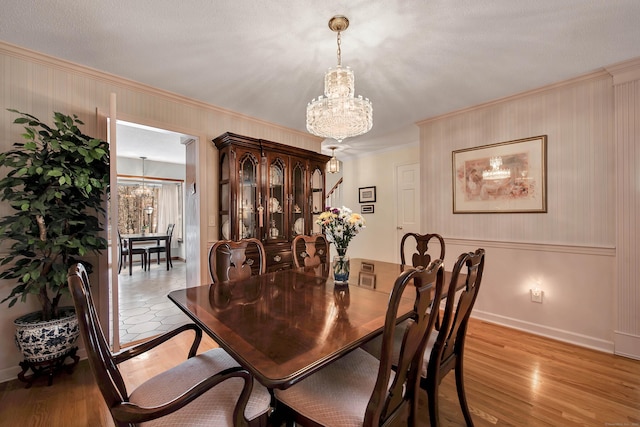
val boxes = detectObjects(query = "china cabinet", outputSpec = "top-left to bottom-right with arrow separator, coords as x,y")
213,132 -> 330,271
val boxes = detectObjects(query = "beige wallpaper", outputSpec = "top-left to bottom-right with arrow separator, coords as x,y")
419,72 -> 615,247
0,41 -> 323,380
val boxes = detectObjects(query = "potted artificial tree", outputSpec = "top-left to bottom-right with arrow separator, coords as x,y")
0,109 -> 109,384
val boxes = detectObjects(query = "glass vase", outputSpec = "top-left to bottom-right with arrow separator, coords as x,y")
332,255 -> 350,284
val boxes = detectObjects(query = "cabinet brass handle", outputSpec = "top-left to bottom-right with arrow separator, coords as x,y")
273,255 -> 282,262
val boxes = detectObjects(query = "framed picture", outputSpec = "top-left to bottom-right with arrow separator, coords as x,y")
361,204 -> 374,214
360,262 -> 375,272
358,272 -> 376,289
452,135 -> 547,213
358,186 -> 376,203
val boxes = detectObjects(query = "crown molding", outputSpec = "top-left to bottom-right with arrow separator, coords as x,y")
606,57 -> 640,85
0,40 -> 320,142
416,66 -> 614,125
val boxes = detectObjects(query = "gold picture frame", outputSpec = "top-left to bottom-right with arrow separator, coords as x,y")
452,135 -> 547,213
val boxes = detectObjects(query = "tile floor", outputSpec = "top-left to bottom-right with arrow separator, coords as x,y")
118,259 -> 190,344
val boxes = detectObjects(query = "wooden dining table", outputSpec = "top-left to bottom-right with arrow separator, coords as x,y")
120,232 -> 171,276
169,258 -> 421,390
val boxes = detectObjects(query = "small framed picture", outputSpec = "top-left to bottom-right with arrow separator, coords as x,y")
359,186 -> 376,203
358,272 -> 376,289
361,262 -> 375,272
361,204 -> 374,214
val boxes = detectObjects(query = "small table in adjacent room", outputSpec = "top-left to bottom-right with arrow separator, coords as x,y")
121,232 -> 171,275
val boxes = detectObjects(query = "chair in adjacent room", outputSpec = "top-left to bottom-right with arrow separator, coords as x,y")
118,230 -> 146,274
291,234 -> 329,268
145,223 -> 175,269
400,232 -> 446,268
67,262 -> 271,427
208,238 -> 266,284
274,259 -> 445,427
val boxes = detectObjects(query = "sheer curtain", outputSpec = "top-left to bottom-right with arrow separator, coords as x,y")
157,183 -> 181,249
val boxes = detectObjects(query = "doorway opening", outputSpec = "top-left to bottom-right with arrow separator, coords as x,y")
113,120 -> 193,346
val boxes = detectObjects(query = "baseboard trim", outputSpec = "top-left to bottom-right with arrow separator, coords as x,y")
472,310 -> 615,354
614,331 -> 640,360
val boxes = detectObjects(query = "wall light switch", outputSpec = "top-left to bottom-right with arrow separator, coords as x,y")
208,214 -> 216,227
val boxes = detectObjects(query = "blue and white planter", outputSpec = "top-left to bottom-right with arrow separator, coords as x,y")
14,307 -> 79,363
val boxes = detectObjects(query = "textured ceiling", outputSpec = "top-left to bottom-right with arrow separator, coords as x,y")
2,0 -> 640,161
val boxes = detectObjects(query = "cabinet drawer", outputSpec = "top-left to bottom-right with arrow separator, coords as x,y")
266,248 -> 292,270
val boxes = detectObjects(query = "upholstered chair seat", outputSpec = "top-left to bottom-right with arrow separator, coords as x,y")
129,348 -> 271,426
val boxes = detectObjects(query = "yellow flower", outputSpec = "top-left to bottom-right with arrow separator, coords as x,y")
349,213 -> 364,224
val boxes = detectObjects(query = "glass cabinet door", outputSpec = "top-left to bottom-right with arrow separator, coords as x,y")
220,152 -> 231,239
238,153 -> 258,239
311,167 -> 324,234
291,159 -> 306,237
268,159 -> 285,240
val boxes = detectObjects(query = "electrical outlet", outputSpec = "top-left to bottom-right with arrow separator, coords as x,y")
530,288 -> 543,303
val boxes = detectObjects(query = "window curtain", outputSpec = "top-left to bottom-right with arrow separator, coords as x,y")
157,183 -> 181,249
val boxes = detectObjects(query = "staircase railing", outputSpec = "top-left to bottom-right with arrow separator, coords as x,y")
325,177 -> 343,207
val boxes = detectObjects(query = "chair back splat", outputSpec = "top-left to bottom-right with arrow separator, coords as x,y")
292,234 -> 329,268
367,260 -> 445,426
208,238 -> 266,284
400,232 -> 445,268
69,263 -> 129,408
425,248 -> 485,427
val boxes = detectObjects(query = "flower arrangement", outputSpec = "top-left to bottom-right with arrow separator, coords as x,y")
315,206 -> 366,256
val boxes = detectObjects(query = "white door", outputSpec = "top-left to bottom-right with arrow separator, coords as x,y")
395,163 -> 421,264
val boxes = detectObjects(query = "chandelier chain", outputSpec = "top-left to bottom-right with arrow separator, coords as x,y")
336,31 -> 342,67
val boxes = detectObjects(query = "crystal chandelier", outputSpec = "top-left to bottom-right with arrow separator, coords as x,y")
482,156 -> 511,181
327,146 -> 340,174
306,16 -> 373,143
132,156 -> 153,197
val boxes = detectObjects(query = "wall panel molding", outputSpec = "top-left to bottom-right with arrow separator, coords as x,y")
445,237 -> 615,257
612,60 -> 640,358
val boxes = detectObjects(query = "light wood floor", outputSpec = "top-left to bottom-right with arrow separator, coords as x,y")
0,318 -> 638,427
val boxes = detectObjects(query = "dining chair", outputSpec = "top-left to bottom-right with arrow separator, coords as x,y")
423,248 -> 485,426
362,248 -> 486,427
208,238 -> 266,284
400,232 -> 446,268
145,223 -> 175,270
67,262 -> 271,427
291,234 -> 329,268
118,230 -> 146,274
274,259 -> 445,427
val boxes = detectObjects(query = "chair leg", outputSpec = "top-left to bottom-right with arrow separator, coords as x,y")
118,254 -> 122,274
425,376 -> 440,427
455,359 -> 474,426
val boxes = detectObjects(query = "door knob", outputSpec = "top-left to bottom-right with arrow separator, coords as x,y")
396,226 -> 403,230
